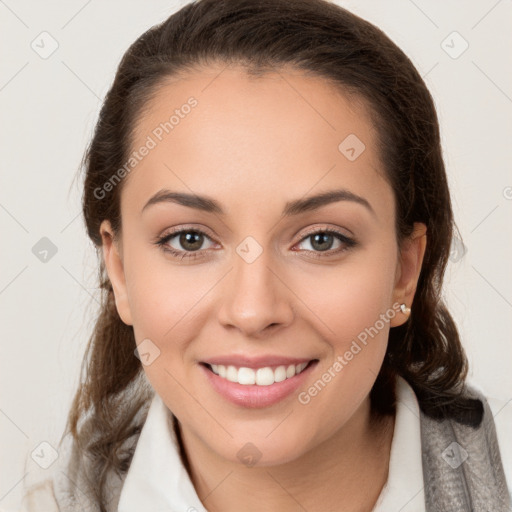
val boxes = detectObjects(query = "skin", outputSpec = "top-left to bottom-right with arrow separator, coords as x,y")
101,63 -> 427,511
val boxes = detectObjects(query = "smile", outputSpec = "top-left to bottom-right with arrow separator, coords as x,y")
200,359 -> 319,408
207,362 -> 310,386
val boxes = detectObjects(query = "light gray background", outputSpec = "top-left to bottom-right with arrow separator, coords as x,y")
1,0 -> 511,509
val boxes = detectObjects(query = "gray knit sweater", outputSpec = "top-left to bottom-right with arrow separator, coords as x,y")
19,378 -> 512,511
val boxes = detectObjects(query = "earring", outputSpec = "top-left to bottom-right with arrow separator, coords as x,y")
400,303 -> 411,315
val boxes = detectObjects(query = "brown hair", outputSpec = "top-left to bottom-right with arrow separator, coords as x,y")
65,0 -> 480,508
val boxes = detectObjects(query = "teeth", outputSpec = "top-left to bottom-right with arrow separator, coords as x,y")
209,362 -> 310,386
226,365 -> 238,382
238,367 -> 256,385
256,367 -> 274,385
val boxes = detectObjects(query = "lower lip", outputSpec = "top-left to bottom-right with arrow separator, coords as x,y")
200,361 -> 318,409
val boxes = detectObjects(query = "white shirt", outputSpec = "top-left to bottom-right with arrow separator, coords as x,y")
118,376 -> 512,512
371,375 -> 425,511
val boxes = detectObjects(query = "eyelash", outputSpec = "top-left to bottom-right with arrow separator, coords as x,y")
154,227 -> 357,261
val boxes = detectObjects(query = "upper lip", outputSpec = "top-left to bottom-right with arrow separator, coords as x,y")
201,354 -> 316,369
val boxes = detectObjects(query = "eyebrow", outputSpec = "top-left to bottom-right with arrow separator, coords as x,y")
141,188 -> 376,217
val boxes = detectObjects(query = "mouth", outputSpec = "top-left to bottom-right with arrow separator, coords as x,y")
199,359 -> 319,408
201,360 -> 317,386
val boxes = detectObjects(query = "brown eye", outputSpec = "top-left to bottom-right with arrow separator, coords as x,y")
309,232 -> 336,251
178,231 -> 205,251
295,229 -> 357,258
155,228 -> 216,260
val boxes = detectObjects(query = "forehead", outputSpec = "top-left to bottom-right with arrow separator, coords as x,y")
124,64 -> 392,219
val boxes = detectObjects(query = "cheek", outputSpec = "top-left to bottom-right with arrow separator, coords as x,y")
294,242 -> 397,398
299,240 -> 398,343
124,253 -> 207,410
123,236 -> 210,342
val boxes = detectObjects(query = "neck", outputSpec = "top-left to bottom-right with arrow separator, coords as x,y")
176,397 -> 395,512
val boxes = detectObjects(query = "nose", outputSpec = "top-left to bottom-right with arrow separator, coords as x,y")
217,245 -> 294,337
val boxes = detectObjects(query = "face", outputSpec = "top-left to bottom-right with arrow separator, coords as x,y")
101,64 -> 426,467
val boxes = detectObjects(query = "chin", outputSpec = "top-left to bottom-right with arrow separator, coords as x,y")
219,430 -> 314,468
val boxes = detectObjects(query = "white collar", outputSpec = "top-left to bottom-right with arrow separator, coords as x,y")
117,393 -> 208,512
118,376 -> 424,511
372,375 -> 425,511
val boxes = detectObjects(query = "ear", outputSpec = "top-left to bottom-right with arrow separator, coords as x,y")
100,220 -> 133,326
390,222 -> 427,327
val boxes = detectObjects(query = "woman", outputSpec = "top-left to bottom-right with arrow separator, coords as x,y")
20,0 -> 511,510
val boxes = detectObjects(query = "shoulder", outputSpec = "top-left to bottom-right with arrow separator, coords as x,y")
19,427 -> 135,512
418,377 -> 512,509
19,479 -> 59,512
18,432 -> 75,512
422,381 -> 512,495
18,388 -> 153,511
466,380 -> 512,491
18,430 -> 99,512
